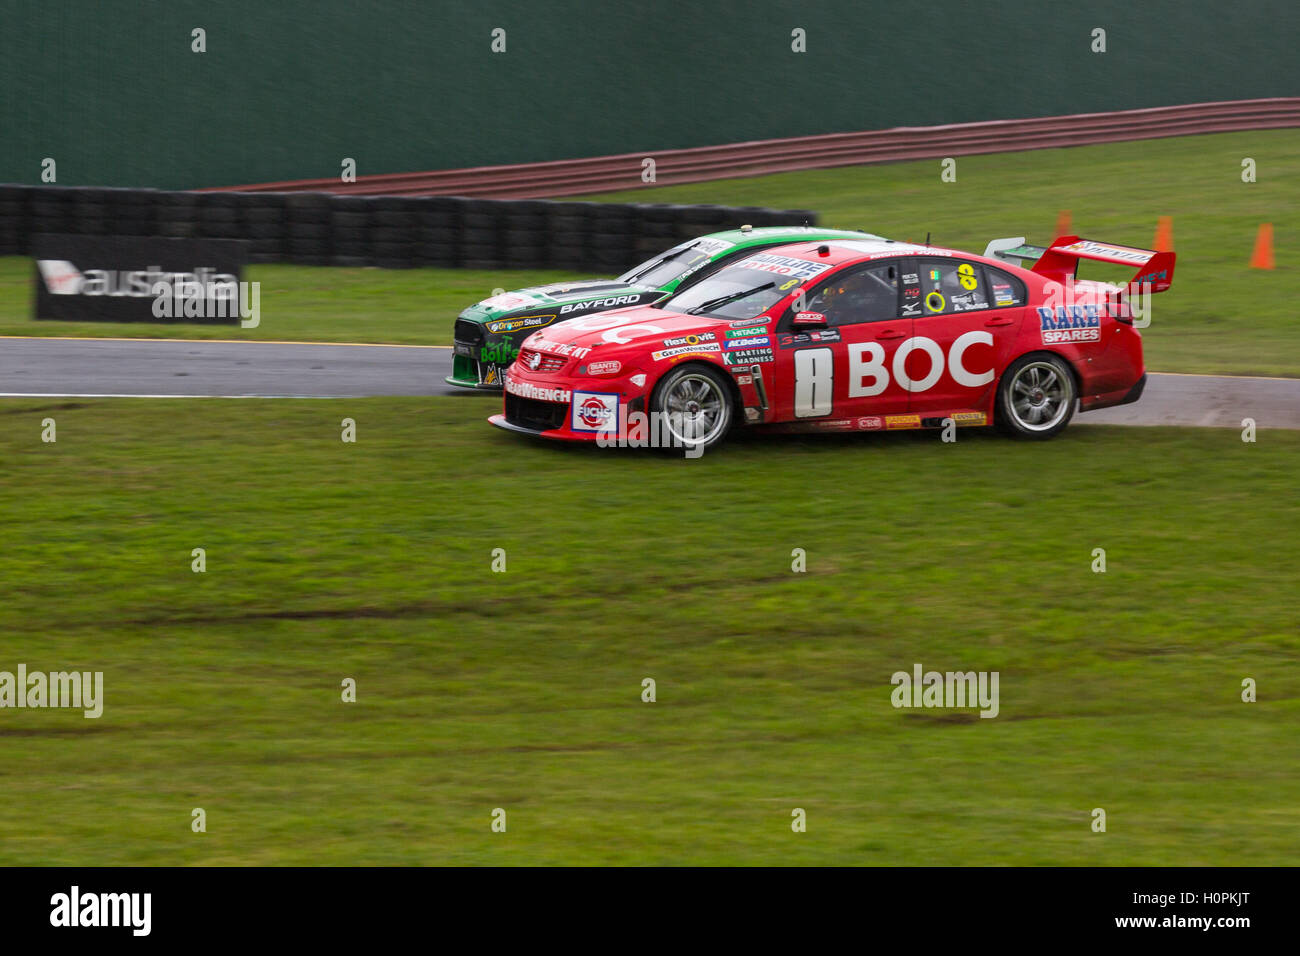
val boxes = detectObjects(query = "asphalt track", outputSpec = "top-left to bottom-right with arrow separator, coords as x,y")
2,337 -> 1298,429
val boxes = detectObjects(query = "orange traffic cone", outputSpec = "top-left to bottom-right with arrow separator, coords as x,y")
1250,223 -> 1274,269
1154,216 -> 1173,252
1055,210 -> 1072,238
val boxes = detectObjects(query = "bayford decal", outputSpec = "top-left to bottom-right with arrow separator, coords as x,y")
1038,304 -> 1101,343
505,375 -> 571,404
558,293 -> 648,315
485,314 -> 556,335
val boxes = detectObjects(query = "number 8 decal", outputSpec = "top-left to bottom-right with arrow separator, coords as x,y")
794,347 -> 833,418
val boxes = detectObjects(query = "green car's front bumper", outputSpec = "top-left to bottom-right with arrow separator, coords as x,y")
446,352 -> 507,389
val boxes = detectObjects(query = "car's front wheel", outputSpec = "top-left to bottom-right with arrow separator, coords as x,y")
996,354 -> 1076,439
649,363 -> 735,455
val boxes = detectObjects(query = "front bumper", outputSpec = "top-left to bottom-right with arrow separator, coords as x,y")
446,352 -> 507,390
492,368 -> 649,442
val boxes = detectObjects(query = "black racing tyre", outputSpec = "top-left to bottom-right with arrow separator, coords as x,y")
995,353 -> 1077,440
649,363 -> 736,456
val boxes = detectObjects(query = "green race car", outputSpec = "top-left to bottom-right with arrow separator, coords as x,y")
447,225 -> 882,389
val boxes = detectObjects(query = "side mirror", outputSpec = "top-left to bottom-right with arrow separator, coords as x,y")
791,310 -> 827,329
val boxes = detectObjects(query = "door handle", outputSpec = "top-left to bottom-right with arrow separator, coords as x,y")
984,317 -> 1014,327
877,329 -> 906,339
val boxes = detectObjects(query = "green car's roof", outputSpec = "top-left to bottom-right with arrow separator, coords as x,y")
455,226 -> 888,325
701,225 -> 884,246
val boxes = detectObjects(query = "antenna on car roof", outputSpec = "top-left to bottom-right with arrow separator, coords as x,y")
925,232 -> 931,247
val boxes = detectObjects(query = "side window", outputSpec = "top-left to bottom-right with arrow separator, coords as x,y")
985,266 -> 1027,308
916,259 -> 989,315
797,262 -> 899,327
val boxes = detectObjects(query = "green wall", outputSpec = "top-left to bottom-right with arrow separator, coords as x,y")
1,0 -> 1296,189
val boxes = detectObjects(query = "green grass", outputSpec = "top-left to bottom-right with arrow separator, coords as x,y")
1,129 -> 1295,375
579,129 -> 1299,378
0,260 -> 574,345
2,398 -> 1296,865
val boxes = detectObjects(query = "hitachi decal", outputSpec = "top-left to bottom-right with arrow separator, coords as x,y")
558,294 -> 643,314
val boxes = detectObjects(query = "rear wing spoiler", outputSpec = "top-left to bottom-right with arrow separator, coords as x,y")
983,235 -> 1175,293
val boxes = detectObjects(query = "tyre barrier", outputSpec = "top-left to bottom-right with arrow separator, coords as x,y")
0,186 -> 818,272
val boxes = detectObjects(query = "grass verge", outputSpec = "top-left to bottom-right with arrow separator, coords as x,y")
1,397 -> 1295,864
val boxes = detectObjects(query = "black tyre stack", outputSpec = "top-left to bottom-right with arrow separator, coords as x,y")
414,197 -> 460,268
329,195 -> 372,267
544,201 -> 598,272
284,193 -> 332,266
501,199 -> 548,270
242,193 -> 287,264
369,197 -> 418,269
23,185 -> 66,253
2,185 -> 820,273
157,191 -> 200,239
458,198 -> 504,270
111,188 -> 159,238
630,203 -> 679,262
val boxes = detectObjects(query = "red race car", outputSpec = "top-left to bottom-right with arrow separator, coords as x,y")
488,235 -> 1174,453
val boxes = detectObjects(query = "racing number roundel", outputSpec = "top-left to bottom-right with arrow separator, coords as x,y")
957,262 -> 978,291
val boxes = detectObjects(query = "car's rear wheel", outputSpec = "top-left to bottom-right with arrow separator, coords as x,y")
996,354 -> 1076,439
650,364 -> 735,454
